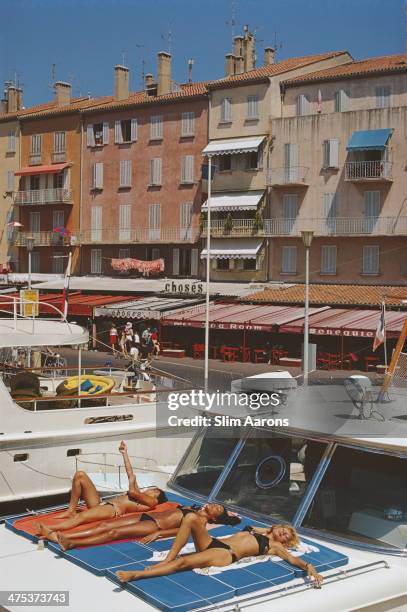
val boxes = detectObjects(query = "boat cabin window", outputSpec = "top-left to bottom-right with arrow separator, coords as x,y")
172,426 -> 242,497
214,432 -> 326,521
302,445 -> 407,551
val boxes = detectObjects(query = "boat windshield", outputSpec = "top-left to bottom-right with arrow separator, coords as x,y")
172,426 -> 242,497
302,445 -> 407,551
214,432 -> 326,521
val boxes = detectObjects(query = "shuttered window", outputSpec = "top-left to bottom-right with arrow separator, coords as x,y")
220,98 -> 232,122
181,155 -> 194,183
150,115 -> 163,139
150,158 -> 162,185
119,160 -> 132,187
334,89 -> 348,112
7,130 -> 16,153
180,202 -> 193,240
246,95 -> 259,119
102,122 -> 109,145
119,204 -> 131,241
52,252 -> 64,274
362,245 -> 379,274
7,209 -> 14,241
29,211 -> 40,233
30,134 -> 42,155
173,248 -> 180,275
54,131 -> 66,152
131,118 -> 137,141
149,204 -> 161,240
91,249 -> 102,274
92,163 -> 104,189
87,124 -> 95,147
281,246 -> 297,274
53,210 -> 64,229
363,191 -> 380,217
181,112 -> 195,136
322,192 -> 338,218
376,86 -> 391,108
282,194 -> 298,234
91,206 -> 102,241
320,245 -> 337,275
323,138 -> 339,168
296,94 -> 309,116
6,170 -> 14,192
31,252 -> 40,273
284,143 -> 299,182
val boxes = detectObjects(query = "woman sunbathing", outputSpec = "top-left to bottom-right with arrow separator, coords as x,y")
39,502 -> 240,551
116,512 -> 323,586
34,441 -> 167,536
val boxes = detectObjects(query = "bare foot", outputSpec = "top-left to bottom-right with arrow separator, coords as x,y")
116,570 -> 140,583
56,509 -> 76,519
36,523 -> 59,543
57,532 -> 72,551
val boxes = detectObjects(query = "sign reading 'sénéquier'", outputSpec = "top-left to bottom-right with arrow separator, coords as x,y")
164,281 -> 204,295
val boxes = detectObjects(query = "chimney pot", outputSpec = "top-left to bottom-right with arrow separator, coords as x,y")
157,52 -> 172,96
264,47 -> 275,65
243,32 -> 255,71
54,81 -> 71,107
145,73 -> 154,87
234,55 -> 245,74
114,65 -> 129,101
233,35 -> 244,58
225,53 -> 235,77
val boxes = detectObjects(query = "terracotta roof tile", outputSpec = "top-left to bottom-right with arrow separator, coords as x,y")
208,51 -> 349,89
282,54 -> 407,86
243,284 -> 407,309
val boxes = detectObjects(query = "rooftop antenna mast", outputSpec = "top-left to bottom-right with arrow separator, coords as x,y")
135,43 -> 145,88
121,50 -> 127,66
226,0 -> 237,44
161,27 -> 173,54
273,31 -> 283,59
48,63 -> 57,93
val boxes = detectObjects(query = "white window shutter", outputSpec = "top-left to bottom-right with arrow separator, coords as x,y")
102,122 -> 109,145
119,204 -> 131,241
91,206 -> 102,241
284,143 -> 298,182
181,157 -> 186,183
221,98 -> 232,122
364,191 -> 380,217
91,249 -> 102,274
115,121 -> 122,144
120,160 -> 125,186
283,194 -> 299,219
323,140 -> 329,168
363,245 -> 379,274
282,246 -> 297,273
87,124 -> 95,147
321,245 -> 337,274
191,248 -> 198,276
7,171 -> 14,192
93,163 -> 103,189
173,248 -> 180,275
157,158 -> 162,185
127,160 -> 132,186
131,118 -> 138,141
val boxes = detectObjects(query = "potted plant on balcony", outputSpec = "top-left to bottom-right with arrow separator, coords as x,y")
224,213 -> 233,234
253,211 -> 264,234
199,212 -> 205,234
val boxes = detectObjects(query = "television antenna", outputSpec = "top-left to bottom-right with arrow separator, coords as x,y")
273,32 -> 283,58
226,0 -> 237,44
161,27 -> 173,54
135,43 -> 146,88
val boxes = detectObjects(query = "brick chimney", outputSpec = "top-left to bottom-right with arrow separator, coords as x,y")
234,55 -> 245,74
243,33 -> 255,71
114,65 -> 129,101
233,36 -> 244,57
264,47 -> 275,65
225,53 -> 235,76
5,85 -> 20,113
157,52 -> 171,96
145,73 -> 154,87
55,81 -> 71,106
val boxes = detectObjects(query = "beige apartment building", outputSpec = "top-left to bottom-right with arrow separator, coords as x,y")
201,30 -> 351,281
268,54 -> 407,284
0,85 -> 23,270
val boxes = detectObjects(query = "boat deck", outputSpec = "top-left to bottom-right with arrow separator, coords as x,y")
1,490 -> 406,612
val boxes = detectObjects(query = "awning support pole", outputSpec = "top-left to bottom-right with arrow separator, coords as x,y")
204,157 -> 212,391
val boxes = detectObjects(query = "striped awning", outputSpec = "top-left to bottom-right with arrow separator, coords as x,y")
201,239 -> 263,260
202,190 -> 265,212
202,136 -> 265,157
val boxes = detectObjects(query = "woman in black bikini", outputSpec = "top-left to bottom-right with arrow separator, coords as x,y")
40,502 -> 240,551
116,512 -> 323,586
34,441 -> 167,537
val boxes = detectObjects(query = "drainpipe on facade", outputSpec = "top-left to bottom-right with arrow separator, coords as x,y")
79,115 -> 84,276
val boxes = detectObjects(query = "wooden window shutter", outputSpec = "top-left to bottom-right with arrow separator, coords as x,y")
115,121 -> 122,144
102,122 -> 109,145
87,124 -> 95,147
131,118 -> 138,141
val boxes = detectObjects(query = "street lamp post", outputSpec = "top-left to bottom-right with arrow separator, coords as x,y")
25,235 -> 35,290
301,230 -> 314,386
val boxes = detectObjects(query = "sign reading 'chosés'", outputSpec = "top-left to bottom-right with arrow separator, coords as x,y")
164,282 -> 204,295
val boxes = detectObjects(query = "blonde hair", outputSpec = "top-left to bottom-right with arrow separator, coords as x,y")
271,524 -> 300,549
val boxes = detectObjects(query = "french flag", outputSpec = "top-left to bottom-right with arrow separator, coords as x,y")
373,302 -> 386,351
62,252 -> 72,320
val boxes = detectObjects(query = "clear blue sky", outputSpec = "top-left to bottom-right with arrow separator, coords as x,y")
1,0 -> 404,107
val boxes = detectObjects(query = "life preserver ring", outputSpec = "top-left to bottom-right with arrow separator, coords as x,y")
255,454 -> 286,489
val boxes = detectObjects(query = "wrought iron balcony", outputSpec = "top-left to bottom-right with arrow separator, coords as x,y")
14,188 -> 72,205
201,219 -> 265,237
29,153 -> 42,165
345,160 -> 392,181
52,150 -> 67,163
12,231 -> 70,247
267,166 -> 309,186
79,227 -> 199,244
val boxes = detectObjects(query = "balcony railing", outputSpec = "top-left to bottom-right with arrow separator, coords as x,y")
80,227 -> 199,244
267,166 -> 309,186
29,153 -> 42,165
202,216 -> 407,237
13,231 -> 70,247
14,188 -> 72,205
345,160 -> 392,181
52,150 -> 67,163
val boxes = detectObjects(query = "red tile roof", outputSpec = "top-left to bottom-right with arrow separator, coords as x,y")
243,284 -> 407,309
282,54 -> 407,86
208,51 -> 350,89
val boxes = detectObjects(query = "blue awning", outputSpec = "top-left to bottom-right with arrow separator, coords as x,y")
346,129 -> 392,151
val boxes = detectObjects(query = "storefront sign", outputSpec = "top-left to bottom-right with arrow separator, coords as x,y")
164,282 -> 204,295
20,289 -> 39,317
163,319 -> 270,332
310,327 -> 374,338
104,308 -> 162,320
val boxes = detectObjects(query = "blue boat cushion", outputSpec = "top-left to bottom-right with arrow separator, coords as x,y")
280,537 -> 348,576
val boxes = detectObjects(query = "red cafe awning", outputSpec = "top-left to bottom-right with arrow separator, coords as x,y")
161,303 -> 329,332
279,308 -> 407,338
0,292 -> 130,317
15,163 -> 69,176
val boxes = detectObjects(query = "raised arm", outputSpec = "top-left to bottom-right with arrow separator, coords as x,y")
273,544 -> 323,586
119,441 -> 137,489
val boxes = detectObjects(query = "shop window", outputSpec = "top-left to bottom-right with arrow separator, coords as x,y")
217,258 -> 230,270
219,155 -> 232,172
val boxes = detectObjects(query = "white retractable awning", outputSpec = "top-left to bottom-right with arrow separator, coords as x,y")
202,136 -> 265,157
202,190 -> 265,212
95,296 -> 204,319
201,239 -> 263,260
0,319 -> 88,348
